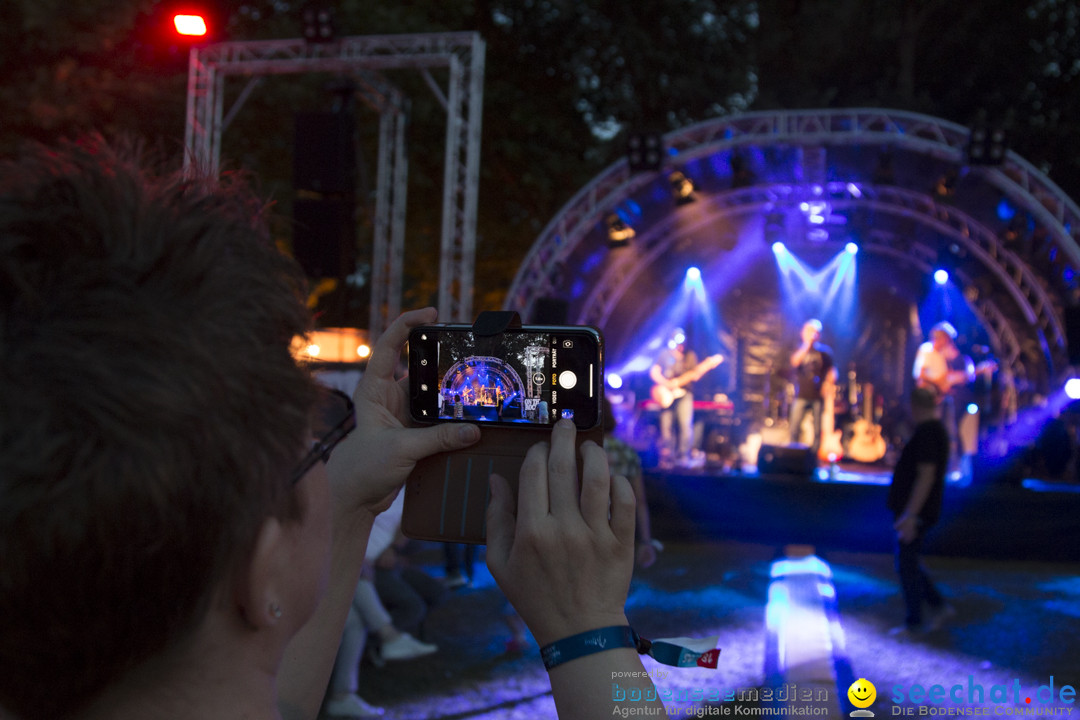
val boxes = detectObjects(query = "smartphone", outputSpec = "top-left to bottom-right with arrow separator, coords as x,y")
407,324 -> 603,430
402,323 -> 604,545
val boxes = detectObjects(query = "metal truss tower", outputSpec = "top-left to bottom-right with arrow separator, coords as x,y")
183,32 -> 485,333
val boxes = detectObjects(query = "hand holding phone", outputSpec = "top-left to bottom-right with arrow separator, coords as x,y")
401,321 -> 604,544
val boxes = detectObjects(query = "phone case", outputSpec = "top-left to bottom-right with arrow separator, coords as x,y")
401,424 -> 604,545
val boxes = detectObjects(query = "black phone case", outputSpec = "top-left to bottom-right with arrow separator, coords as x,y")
401,424 -> 604,545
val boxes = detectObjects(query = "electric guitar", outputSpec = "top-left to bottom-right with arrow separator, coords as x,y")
651,354 -> 724,409
818,374 -> 844,462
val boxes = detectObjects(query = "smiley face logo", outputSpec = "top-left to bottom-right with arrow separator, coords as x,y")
848,678 -> 877,709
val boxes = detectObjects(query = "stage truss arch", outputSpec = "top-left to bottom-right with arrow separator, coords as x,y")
505,108 -> 1080,394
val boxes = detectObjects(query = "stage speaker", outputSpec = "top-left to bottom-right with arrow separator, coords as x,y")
292,197 -> 356,278
1066,305 -> 1080,365
757,444 -> 815,477
294,112 -> 356,194
532,297 -> 569,325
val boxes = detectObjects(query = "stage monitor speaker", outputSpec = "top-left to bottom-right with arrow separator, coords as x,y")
532,297 -> 569,325
292,198 -> 356,278
294,112 -> 356,195
1066,305 -> 1080,365
757,444 -> 815,477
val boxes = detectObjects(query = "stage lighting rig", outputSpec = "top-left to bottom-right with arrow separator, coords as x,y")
967,124 -> 1008,166
302,5 -> 335,43
606,214 -> 635,247
626,132 -> 663,172
669,171 -> 696,205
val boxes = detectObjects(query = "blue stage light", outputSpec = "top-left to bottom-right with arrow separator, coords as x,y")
686,266 -> 701,281
607,373 -> 623,389
1065,378 -> 1080,400
845,242 -> 858,255
967,403 -> 979,415
934,269 -> 949,285
772,241 -> 785,254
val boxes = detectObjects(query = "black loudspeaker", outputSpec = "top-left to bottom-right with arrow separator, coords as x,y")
1066,306 -> 1080,366
294,112 -> 356,194
292,198 -> 356,278
757,444 -> 815,477
533,297 -> 569,325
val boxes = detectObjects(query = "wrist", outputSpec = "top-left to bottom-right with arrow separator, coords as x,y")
539,625 -> 643,671
530,612 -> 629,649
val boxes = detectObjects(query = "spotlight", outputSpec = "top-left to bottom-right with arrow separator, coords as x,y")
772,241 -> 786,254
933,170 -> 957,199
934,269 -> 949,285
607,373 -> 624,389
1065,378 -> 1080,401
845,242 -> 858,255
606,214 -> 635,247
173,14 -> 208,37
966,403 -> 980,415
669,171 -> 696,205
686,266 -> 701,281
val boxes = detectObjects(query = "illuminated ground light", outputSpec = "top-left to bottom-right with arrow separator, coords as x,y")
607,373 -> 623,389
845,242 -> 858,255
1065,378 -> 1080,400
934,269 -> 950,285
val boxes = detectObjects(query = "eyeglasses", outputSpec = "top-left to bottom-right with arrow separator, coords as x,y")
290,388 -> 356,484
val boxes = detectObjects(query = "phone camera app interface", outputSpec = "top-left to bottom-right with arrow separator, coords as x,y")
435,331 -> 554,425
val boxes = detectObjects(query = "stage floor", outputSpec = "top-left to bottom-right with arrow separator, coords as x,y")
641,458 -> 1080,562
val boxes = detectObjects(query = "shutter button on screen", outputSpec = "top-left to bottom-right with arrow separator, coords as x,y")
558,370 -> 577,389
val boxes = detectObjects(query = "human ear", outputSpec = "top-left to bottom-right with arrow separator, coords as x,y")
235,516 -> 287,629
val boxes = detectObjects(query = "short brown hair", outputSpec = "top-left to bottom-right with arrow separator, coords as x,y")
0,137 -> 317,718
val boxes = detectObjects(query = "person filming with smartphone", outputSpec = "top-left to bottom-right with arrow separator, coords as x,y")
0,136 -> 667,720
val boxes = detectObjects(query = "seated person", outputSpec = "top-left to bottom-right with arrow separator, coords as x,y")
324,576 -> 436,718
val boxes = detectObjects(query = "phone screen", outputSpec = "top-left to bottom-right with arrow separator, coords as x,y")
408,325 -> 602,430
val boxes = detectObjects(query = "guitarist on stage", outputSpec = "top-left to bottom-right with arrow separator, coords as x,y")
913,321 -> 975,478
649,328 -> 700,468
788,319 -> 837,459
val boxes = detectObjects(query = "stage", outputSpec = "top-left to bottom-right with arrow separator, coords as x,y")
642,458 -> 1080,562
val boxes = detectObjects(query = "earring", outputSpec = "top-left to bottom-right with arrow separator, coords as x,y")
270,602 -> 283,619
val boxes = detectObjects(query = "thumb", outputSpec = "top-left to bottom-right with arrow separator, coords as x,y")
484,473 -> 516,579
397,423 -> 481,463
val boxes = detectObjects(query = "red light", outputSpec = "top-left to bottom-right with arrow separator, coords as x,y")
173,14 -> 207,36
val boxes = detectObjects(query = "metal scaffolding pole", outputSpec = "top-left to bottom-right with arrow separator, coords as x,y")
183,32 -> 485,332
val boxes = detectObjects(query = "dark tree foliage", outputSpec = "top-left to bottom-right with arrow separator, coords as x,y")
2,0 -> 1078,311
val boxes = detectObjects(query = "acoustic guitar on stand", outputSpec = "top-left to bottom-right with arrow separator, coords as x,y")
847,382 -> 887,463
651,354 -> 724,409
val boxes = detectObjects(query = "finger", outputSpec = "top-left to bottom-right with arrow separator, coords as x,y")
484,473 -> 516,579
609,474 -> 637,545
546,419 -> 580,516
392,423 -> 481,464
578,440 -> 612,531
366,307 -> 438,382
516,439 -> 551,524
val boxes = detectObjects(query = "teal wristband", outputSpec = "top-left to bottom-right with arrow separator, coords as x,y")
539,625 -> 647,671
